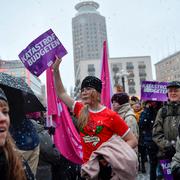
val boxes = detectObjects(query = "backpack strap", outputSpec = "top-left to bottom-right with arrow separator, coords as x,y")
161,106 -> 167,120
161,103 -> 180,123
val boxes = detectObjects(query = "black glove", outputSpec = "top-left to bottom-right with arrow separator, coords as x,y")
48,126 -> 56,135
164,145 -> 176,160
172,167 -> 180,180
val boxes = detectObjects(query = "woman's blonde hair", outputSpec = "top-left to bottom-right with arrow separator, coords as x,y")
0,100 -> 26,180
77,90 -> 101,130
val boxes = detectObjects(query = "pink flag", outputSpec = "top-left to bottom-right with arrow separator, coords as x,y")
100,41 -> 112,109
46,67 -> 83,164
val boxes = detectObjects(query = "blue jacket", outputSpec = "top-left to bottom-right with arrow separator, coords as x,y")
10,118 -> 39,150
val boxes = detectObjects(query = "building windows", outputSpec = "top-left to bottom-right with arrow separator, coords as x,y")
138,64 -> 146,69
140,78 -> 146,84
88,64 -> 95,76
127,71 -> 134,78
138,62 -> 146,77
139,71 -> 147,77
126,62 -> 134,70
128,87 -> 136,94
128,79 -> 135,86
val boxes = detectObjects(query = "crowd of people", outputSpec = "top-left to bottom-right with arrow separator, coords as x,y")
0,55 -> 180,180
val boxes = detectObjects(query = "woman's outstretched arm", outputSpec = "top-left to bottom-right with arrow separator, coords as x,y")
52,56 -> 75,109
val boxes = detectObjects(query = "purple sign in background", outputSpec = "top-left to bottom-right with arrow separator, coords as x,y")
159,159 -> 173,180
141,81 -> 168,102
19,29 -> 67,76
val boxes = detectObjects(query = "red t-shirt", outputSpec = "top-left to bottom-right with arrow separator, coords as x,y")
73,101 -> 129,162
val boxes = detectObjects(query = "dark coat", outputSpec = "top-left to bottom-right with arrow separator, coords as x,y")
153,102 -> 180,158
10,118 -> 39,150
31,120 -> 61,180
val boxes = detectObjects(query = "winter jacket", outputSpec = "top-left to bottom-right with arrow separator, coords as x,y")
134,109 -> 143,124
153,102 -> 180,158
139,106 -> 156,145
10,118 -> 39,151
118,103 -> 139,139
171,136 -> 180,172
31,120 -> 61,180
81,135 -> 138,180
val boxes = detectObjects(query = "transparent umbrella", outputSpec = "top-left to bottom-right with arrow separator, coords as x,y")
0,72 -> 45,113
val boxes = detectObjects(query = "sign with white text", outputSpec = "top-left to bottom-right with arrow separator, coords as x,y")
19,29 -> 67,76
159,159 -> 173,180
141,81 -> 168,101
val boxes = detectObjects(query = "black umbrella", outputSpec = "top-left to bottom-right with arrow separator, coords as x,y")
0,72 -> 46,113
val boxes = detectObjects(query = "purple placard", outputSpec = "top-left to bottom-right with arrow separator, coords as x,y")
159,159 -> 173,180
18,29 -> 67,76
141,81 -> 168,102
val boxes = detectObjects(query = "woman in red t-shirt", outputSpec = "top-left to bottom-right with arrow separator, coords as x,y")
52,57 -> 138,163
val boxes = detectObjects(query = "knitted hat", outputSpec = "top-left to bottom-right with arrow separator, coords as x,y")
81,76 -> 102,93
0,88 -> 7,102
111,93 -> 129,105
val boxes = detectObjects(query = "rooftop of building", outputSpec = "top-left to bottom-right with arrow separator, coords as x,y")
110,55 -> 151,60
0,59 -> 23,67
74,1 -> 100,16
155,50 -> 180,65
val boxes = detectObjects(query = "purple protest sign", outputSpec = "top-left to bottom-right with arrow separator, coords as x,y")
159,159 -> 173,180
18,29 -> 67,76
141,81 -> 168,102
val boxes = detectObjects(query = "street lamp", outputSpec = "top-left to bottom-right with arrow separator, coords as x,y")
116,70 -> 129,92
122,76 -> 125,91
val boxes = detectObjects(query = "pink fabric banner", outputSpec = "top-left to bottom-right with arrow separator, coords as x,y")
46,67 -> 83,164
100,41 -> 112,109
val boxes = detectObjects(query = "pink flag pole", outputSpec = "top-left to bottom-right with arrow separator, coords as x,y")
46,67 -> 83,164
100,41 -> 112,109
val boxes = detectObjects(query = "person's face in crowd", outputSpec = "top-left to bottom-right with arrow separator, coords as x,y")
0,100 -> 10,147
168,87 -> 180,102
132,103 -> 141,112
112,101 -> 121,112
80,87 -> 98,105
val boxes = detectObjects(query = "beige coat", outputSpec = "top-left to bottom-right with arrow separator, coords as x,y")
81,135 -> 138,180
118,103 -> 139,139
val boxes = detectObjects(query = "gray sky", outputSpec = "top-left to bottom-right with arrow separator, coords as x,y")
0,0 -> 180,92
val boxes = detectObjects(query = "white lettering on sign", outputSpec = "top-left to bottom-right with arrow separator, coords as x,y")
142,83 -> 167,94
21,33 -> 61,66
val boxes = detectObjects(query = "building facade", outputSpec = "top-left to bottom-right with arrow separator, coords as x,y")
0,59 -> 45,105
72,1 -> 108,84
73,56 -> 153,97
155,51 -> 180,82
110,56 -> 152,96
72,1 -> 153,98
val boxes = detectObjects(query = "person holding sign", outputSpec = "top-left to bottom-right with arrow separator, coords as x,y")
52,57 -> 138,178
153,81 -> 180,179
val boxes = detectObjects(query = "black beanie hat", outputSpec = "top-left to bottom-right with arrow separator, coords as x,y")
81,76 -> 102,93
0,88 -> 7,102
111,93 -> 129,105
